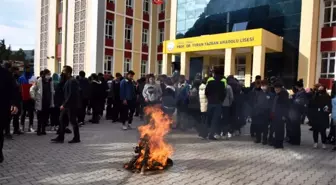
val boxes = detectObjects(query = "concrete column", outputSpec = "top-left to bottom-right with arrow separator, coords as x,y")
298,0 -> 320,87
180,52 -> 190,79
202,55 -> 210,77
224,48 -> 236,76
245,53 -> 252,87
162,53 -> 172,75
252,46 -> 266,80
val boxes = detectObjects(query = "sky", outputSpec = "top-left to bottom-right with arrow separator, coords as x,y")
0,0 -> 36,50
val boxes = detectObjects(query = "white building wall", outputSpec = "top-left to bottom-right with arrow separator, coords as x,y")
47,0 -> 57,73
34,0 -> 42,75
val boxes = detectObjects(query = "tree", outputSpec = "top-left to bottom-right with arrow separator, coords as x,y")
10,48 -> 26,61
0,39 -> 12,61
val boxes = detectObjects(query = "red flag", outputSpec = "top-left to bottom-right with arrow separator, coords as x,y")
153,0 -> 164,5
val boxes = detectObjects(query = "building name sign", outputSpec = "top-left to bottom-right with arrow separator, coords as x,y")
163,29 -> 263,54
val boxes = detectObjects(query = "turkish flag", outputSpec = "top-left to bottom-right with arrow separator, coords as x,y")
153,0 -> 164,5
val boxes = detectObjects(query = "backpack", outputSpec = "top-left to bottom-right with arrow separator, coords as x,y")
188,87 -> 200,110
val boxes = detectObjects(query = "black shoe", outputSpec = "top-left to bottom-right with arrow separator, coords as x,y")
41,132 -> 47,135
37,132 -> 42,136
51,138 -> 64,143
254,140 -> 261,144
274,145 -> 284,149
13,130 -> 23,135
332,147 -> 336,151
65,128 -> 72,134
0,151 -> 4,163
262,141 -> 268,145
68,139 -> 80,144
309,127 -> 313,131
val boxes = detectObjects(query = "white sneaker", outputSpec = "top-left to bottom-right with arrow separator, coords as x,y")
313,143 -> 318,148
322,144 -> 327,149
227,133 -> 232,138
214,134 -> 221,140
122,125 -> 128,130
29,127 -> 35,133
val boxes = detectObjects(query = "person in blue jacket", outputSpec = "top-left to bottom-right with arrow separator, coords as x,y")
120,70 -> 137,130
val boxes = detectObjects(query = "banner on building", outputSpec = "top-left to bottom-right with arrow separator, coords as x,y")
153,0 -> 164,5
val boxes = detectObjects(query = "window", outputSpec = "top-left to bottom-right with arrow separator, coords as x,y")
58,29 -> 62,44
320,52 -> 336,79
59,0 -> 63,13
160,2 -> 165,13
141,60 -> 148,77
143,0 -> 150,13
158,28 -> 164,44
104,56 -> 113,74
126,0 -> 133,8
157,61 -> 162,75
125,24 -> 132,42
142,28 -> 148,44
105,20 -> 114,39
324,1 -> 336,27
124,58 -> 132,76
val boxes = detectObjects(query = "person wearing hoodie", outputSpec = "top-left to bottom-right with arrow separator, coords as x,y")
77,71 -> 90,125
176,75 -> 191,130
30,69 -> 54,135
310,85 -> 331,149
142,74 -> 162,106
120,70 -> 137,130
221,82 -> 234,139
161,77 -> 176,117
205,69 -> 226,140
18,66 -> 36,132
110,73 -> 123,122
89,74 -> 105,124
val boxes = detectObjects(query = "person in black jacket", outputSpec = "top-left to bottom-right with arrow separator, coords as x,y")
0,62 -> 19,163
111,73 -> 123,122
51,66 -> 81,143
205,69 -> 226,140
89,74 -> 105,124
98,73 -> 108,117
77,71 -> 90,125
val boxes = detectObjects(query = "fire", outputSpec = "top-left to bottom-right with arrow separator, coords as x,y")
124,105 -> 174,173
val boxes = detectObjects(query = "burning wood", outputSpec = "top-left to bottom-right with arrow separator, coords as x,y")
124,106 -> 174,174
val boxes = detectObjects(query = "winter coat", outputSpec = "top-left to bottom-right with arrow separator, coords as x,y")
205,78 -> 226,105
54,82 -> 65,107
109,79 -> 122,101
30,78 -> 55,111
249,89 -> 272,124
176,82 -> 191,107
332,97 -> 336,121
90,80 -> 105,111
310,92 -> 331,130
0,66 -> 19,118
271,89 -> 290,122
199,83 -> 208,113
289,89 -> 308,123
142,83 -> 162,103
227,76 -> 241,95
188,86 -> 200,110
222,84 -> 234,107
120,78 -> 136,101
162,85 -> 176,114
63,77 -> 81,109
78,77 -> 90,99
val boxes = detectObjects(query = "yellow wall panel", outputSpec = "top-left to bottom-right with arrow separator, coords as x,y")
133,20 -> 142,52
115,15 -> 124,49
133,53 -> 141,79
116,0 -> 125,14
134,0 -> 142,19
114,50 -> 123,74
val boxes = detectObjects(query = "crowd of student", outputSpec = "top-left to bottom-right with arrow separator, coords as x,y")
1,61 -> 336,163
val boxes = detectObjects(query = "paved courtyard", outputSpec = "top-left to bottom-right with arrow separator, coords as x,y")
1,117 -> 335,185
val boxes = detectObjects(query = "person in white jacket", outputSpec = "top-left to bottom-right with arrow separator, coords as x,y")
197,77 -> 209,139
30,69 -> 54,135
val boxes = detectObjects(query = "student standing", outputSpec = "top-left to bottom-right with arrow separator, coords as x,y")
120,71 -> 137,130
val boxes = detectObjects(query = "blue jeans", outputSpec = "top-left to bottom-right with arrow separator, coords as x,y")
207,104 -> 222,136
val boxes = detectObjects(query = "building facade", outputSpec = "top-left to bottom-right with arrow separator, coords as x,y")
35,0 -> 170,79
161,0 -> 336,88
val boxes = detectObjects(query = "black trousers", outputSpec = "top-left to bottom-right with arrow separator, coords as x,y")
221,106 -> 230,135
20,100 -> 35,127
112,100 -> 122,121
106,98 -> 113,120
78,98 -> 88,123
1,110 -> 11,155
58,108 -> 79,141
255,124 -> 269,142
313,127 -> 327,144
250,124 -> 257,136
288,118 -> 302,145
273,119 -> 285,147
37,109 -> 50,133
50,107 -> 60,127
120,100 -> 136,125
5,107 -> 20,135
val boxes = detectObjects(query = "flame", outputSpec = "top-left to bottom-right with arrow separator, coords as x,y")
135,106 -> 173,170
